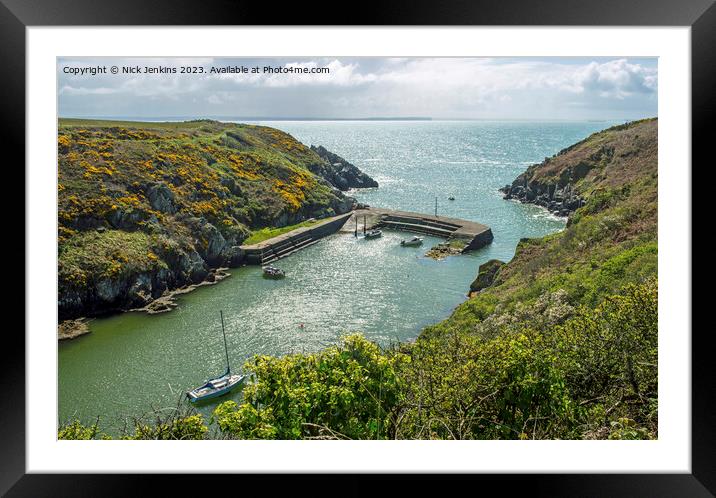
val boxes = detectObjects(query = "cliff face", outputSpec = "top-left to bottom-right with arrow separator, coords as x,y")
500,118 -> 657,217
469,259 -> 504,293
309,145 -> 379,190
57,119 -> 368,319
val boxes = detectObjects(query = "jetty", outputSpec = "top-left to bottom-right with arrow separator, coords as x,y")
349,207 -> 493,252
241,212 -> 353,265
240,208 -> 493,266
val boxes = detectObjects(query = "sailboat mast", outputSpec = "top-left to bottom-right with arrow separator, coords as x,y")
220,310 -> 231,374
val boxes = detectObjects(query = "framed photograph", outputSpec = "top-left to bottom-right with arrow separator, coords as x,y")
6,0 -> 712,493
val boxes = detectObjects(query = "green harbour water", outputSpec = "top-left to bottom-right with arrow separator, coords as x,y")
58,120 -> 619,433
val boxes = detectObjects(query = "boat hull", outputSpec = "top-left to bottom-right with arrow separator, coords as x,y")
401,237 -> 424,247
262,266 -> 286,278
187,374 -> 246,403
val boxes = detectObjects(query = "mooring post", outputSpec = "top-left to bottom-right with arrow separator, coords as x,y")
355,213 -> 358,237
363,214 -> 366,234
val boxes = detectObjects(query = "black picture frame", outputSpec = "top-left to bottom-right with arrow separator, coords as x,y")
3,0 -> 711,494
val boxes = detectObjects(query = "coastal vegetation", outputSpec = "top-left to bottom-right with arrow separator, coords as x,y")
242,219 -> 320,246
57,119 -> 373,320
59,118 -> 658,440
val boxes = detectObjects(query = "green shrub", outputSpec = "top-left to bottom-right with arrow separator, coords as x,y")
58,419 -> 102,440
214,335 -> 404,439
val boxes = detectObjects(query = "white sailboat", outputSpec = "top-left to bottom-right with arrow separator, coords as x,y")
186,311 -> 246,403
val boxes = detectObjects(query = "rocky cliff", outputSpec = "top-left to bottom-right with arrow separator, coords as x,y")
469,259 -> 505,293
500,118 -> 657,217
309,145 -> 379,190
57,119 -> 373,319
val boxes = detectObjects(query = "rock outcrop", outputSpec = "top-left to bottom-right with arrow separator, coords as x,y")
500,181 -> 585,217
499,118 -> 657,218
425,242 -> 463,260
469,259 -> 505,293
58,318 -> 91,340
309,145 -> 379,190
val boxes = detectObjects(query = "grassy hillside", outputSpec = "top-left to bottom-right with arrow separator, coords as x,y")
58,119 -> 354,319
438,118 -> 657,331
60,119 -> 659,440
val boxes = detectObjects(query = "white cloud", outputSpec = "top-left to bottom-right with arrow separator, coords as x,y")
57,57 -> 658,120
572,59 -> 658,98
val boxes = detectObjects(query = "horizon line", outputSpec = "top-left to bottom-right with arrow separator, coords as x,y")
58,115 -> 653,123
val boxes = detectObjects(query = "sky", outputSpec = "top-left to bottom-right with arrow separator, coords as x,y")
57,57 -> 658,121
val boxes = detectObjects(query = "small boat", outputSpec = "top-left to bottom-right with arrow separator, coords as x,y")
400,236 -> 424,247
187,311 -> 246,403
186,370 -> 246,403
262,265 -> 286,278
364,229 -> 383,239
448,196 -> 456,201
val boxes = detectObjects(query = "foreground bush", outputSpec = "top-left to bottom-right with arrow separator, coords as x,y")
213,335 -> 404,439
394,278 -> 657,439
59,409 -> 210,440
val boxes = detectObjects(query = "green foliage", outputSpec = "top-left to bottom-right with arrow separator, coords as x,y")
391,278 -> 656,440
242,219 -> 320,246
608,418 -> 653,440
59,413 -> 210,440
583,241 -> 657,304
213,335 -> 404,439
554,279 -> 657,400
395,328 -> 575,439
59,280 -> 657,441
434,173 -> 657,323
58,419 -> 103,440
58,229 -> 169,288
128,414 -> 208,440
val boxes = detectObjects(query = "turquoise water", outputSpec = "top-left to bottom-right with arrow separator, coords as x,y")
58,120 -> 619,433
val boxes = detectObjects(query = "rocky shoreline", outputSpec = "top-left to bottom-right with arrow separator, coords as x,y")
131,267 -> 231,314
425,241 -> 465,260
499,181 -> 585,217
58,318 -> 92,341
58,268 -> 232,340
310,145 -> 379,190
497,139 -> 606,217
59,198 -> 358,323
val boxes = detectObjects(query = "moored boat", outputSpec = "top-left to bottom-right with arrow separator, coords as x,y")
187,311 -> 246,403
400,236 -> 424,247
262,265 -> 286,278
364,229 -> 383,239
186,371 -> 246,403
